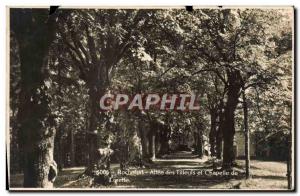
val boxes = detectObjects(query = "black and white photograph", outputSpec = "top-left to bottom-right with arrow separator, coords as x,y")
7,6 -> 294,191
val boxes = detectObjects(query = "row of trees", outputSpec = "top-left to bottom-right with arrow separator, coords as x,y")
9,8 -> 292,187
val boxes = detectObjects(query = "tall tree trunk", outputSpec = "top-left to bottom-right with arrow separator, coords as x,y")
158,125 -> 170,157
86,63 -> 112,168
197,130 -> 204,158
242,86 -> 250,178
138,121 -> 150,161
70,129 -> 75,167
54,128 -> 63,171
86,81 -> 108,167
87,91 -> 99,166
222,70 -> 242,169
11,9 -> 57,187
152,134 -> 156,160
216,129 -> 223,159
209,109 -> 217,157
222,136 -> 234,169
54,60 -> 63,171
84,87 -> 112,184
22,138 -> 56,188
148,121 -> 157,160
216,107 -> 224,159
148,132 -> 156,160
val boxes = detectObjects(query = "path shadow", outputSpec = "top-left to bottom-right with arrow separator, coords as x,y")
251,175 -> 287,180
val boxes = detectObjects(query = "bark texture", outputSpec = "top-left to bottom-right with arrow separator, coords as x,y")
222,70 -> 242,169
11,9 -> 57,187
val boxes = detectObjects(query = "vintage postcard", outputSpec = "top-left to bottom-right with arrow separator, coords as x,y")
7,6 -> 295,191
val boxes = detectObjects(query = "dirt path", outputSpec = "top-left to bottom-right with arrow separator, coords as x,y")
9,151 -> 288,190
